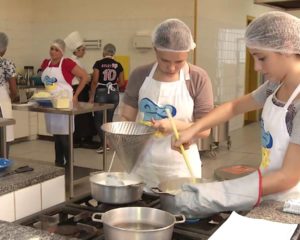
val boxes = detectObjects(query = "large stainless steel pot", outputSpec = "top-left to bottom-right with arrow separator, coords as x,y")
152,177 -> 212,219
92,207 -> 185,240
90,172 -> 144,204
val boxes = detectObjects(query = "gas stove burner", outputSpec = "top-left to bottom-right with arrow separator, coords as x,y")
66,192 -> 161,212
50,223 -> 99,238
16,193 -> 229,240
31,213 -> 101,239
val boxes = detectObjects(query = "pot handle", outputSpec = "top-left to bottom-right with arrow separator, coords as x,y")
92,213 -> 103,223
151,187 -> 163,194
151,187 -> 174,196
174,214 -> 186,224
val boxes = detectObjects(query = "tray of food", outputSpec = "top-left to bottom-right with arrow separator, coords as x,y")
31,91 -> 53,107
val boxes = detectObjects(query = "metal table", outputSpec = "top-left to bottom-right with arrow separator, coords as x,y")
13,102 -> 114,198
0,118 -> 16,158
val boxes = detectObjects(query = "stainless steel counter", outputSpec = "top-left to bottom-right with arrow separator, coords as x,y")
0,118 -> 16,158
12,102 -> 114,199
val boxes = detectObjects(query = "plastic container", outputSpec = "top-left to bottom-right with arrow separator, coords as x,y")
0,158 -> 12,171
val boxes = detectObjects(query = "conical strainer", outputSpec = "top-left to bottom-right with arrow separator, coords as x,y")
101,121 -> 155,173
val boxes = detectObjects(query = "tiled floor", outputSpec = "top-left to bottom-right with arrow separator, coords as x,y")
10,122 -> 262,196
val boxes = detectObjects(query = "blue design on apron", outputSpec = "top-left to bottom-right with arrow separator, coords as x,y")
139,97 -> 176,121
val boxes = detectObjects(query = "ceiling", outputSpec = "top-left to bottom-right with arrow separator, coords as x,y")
254,0 -> 300,10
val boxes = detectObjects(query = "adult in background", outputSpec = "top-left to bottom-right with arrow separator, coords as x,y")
40,39 -> 88,167
89,43 -> 125,153
121,19 -> 214,190
64,31 -> 98,149
0,32 -> 17,157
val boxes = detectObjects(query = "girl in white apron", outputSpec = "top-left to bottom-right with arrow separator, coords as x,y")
260,84 -> 300,201
172,12 -> 300,216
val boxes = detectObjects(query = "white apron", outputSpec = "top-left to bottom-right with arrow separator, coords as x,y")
41,58 -> 73,135
70,55 -> 81,85
0,85 -> 14,142
131,63 -> 202,188
261,84 -> 300,201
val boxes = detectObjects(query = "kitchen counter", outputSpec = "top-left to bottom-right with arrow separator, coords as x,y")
0,158 -> 64,196
246,200 -> 300,224
247,200 -> 300,239
13,101 -> 114,198
0,220 -> 69,240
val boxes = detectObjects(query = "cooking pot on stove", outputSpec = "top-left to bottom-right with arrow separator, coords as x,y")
92,207 -> 185,240
152,177 -> 213,219
89,172 -> 144,204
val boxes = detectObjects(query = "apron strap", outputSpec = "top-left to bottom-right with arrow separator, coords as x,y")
98,82 -> 118,94
148,63 -> 158,78
284,84 -> 300,110
148,62 -> 185,81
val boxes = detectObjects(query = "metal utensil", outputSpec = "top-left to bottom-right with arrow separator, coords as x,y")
0,165 -> 34,178
101,121 -> 155,173
165,109 -> 196,183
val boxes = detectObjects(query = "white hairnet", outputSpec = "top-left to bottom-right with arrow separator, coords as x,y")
103,43 -> 116,55
245,11 -> 300,54
152,18 -> 196,52
51,39 -> 66,54
0,32 -> 8,52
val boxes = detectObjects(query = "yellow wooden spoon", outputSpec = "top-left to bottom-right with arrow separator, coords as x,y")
165,109 -> 196,183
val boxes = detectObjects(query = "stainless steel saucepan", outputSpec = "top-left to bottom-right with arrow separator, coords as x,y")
92,207 -> 185,240
89,172 -> 144,204
152,177 -> 213,219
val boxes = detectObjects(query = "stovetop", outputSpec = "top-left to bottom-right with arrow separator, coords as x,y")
15,193 -> 229,240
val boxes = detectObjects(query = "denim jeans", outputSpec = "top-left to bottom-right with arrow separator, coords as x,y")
94,88 -> 119,143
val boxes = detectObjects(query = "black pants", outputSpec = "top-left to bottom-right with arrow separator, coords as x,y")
94,88 -> 119,143
54,134 -> 69,167
72,84 -> 97,144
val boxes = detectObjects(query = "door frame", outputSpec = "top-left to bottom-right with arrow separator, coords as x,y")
244,16 -> 259,125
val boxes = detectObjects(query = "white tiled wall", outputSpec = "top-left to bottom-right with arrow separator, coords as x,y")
3,0 -> 300,131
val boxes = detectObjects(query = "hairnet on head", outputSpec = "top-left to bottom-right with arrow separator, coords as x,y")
103,43 -> 116,55
51,39 -> 66,54
0,32 -> 9,52
245,11 -> 300,54
152,18 -> 196,52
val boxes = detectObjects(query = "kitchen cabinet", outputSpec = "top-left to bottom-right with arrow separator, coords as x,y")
0,192 -> 14,222
41,175 -> 65,209
15,184 -> 41,220
12,110 -> 38,139
0,176 -> 65,222
12,110 -> 30,139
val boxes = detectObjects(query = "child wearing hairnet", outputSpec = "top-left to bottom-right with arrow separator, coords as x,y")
172,11 -> 300,218
121,19 -> 214,191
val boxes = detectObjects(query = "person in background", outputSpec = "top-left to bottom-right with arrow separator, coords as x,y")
0,32 -> 17,157
40,39 -> 88,167
121,19 -> 214,190
64,31 -> 98,149
172,11 -> 300,218
89,43 -> 125,153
